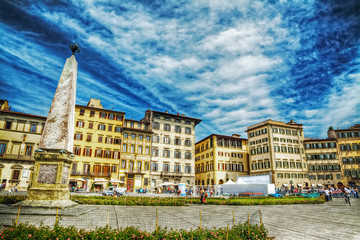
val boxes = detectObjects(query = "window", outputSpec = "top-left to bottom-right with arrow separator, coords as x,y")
115,126 -> 121,132
185,152 -> 191,159
163,149 -> 170,158
145,146 -> 150,155
146,136 -> 151,142
90,111 -> 95,117
116,115 -> 123,121
185,165 -> 191,173
153,122 -> 160,130
113,138 -> 120,145
138,146 -> 143,154
185,127 -> 191,134
131,134 -> 136,140
25,146 -> 32,156
164,124 -> 171,131
100,112 -> 107,118
98,136 -> 103,143
163,164 -> 170,172
86,135 -> 92,141
151,163 -> 158,171
73,147 -> 81,155
122,144 -> 127,152
152,148 -> 159,157
0,143 -> 6,156
74,133 -> 83,140
175,126 -> 181,133
89,122 -> 93,129
30,124 -> 37,132
80,109 -> 85,115
138,135 -> 143,141
105,137 -> 113,144
98,124 -> 106,130
174,150 -> 181,158
123,133 -> 128,139
185,139 -> 191,146
121,160 -> 126,169
12,170 -> 20,180
137,161 -> 142,171
95,149 -> 102,157
108,125 -> 113,131
5,121 -> 12,129
129,161 -> 134,171
174,164 -> 181,173
84,148 -> 92,156
163,136 -> 171,144
108,114 -> 115,120
175,138 -> 181,145
130,145 -> 135,153
144,162 -> 149,171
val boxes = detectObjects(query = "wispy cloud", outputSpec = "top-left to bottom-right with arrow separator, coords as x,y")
1,0 -> 359,141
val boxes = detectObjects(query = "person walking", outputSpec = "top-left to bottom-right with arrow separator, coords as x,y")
343,186 -> 351,206
200,188 -> 205,204
324,188 -> 330,202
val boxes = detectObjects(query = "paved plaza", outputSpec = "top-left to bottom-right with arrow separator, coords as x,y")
0,198 -> 359,240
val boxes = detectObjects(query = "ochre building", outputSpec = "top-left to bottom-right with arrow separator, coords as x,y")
195,134 -> 248,186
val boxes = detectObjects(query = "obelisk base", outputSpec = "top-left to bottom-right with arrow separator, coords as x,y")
15,149 -> 77,208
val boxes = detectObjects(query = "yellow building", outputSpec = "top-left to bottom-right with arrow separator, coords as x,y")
195,134 -> 248,186
304,138 -> 341,188
246,119 -> 307,189
120,119 -> 153,192
329,125 -> 360,187
70,99 -> 125,191
0,100 -> 46,190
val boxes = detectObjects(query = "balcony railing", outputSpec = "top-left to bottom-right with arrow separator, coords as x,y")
0,154 -> 34,161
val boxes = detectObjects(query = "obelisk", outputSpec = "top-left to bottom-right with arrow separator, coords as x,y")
18,43 -> 80,208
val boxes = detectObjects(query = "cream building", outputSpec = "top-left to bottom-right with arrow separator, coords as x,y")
120,119 -> 153,192
195,134 -> 248,186
0,100 -> 46,190
246,119 -> 307,189
141,110 -> 201,189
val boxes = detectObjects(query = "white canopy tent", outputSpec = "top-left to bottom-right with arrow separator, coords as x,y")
110,179 -> 125,184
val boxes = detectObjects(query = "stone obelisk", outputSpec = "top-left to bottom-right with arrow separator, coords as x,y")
18,43 -> 80,208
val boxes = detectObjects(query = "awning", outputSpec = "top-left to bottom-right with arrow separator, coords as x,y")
70,178 -> 87,182
311,184 -> 316,187
93,178 -> 109,183
317,184 -> 322,186
297,184 -> 302,187
110,179 -> 125,184
283,184 -> 288,187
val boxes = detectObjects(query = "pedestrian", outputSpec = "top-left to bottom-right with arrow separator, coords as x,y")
200,188 -> 204,204
324,188 -> 330,202
343,186 -> 351,206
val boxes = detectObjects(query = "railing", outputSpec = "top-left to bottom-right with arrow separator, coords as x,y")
0,154 -> 34,161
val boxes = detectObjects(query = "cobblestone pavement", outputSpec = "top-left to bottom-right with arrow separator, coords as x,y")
0,198 -> 359,240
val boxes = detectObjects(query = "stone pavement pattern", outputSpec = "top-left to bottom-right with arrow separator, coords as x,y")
0,198 -> 359,240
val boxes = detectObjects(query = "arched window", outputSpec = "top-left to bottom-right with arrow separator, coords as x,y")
219,179 -> 224,184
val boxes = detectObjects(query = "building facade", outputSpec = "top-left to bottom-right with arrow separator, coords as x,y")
304,138 -> 341,188
330,125 -> 360,187
120,119 -> 153,192
70,99 -> 125,191
0,100 -> 46,190
195,134 -> 248,186
246,119 -> 307,188
141,110 -> 201,188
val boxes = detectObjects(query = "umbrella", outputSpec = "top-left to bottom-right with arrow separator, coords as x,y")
159,182 -> 174,186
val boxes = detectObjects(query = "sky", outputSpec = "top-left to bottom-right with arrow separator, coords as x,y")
1,0 -> 359,141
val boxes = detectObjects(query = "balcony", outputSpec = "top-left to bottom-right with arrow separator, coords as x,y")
161,171 -> 183,177
0,154 -> 34,161
70,171 -> 111,177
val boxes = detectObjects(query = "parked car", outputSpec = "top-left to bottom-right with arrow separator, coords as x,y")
102,190 -> 114,196
114,187 -> 127,197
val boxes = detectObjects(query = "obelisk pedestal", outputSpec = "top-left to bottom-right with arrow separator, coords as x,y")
15,46 -> 79,208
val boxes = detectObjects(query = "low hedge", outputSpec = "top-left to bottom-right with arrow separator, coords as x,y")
0,222 -> 269,240
0,195 -> 325,206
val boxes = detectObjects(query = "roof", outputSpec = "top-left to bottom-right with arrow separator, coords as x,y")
76,104 -> 125,115
0,109 -> 47,119
196,133 -> 247,145
246,119 -> 303,131
150,110 -> 202,125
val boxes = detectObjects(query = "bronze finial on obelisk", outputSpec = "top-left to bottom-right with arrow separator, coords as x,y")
18,43 -> 80,208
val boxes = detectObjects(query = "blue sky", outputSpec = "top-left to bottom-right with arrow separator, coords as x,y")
1,0 -> 359,141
